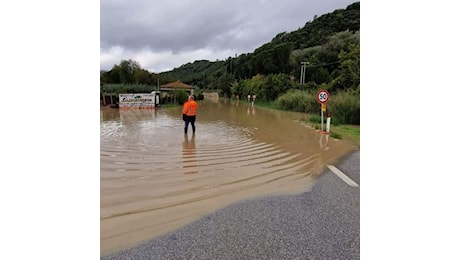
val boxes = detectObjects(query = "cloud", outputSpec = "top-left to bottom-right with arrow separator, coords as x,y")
101,0 -> 358,72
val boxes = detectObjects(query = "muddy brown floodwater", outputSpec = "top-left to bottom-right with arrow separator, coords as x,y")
100,98 -> 358,256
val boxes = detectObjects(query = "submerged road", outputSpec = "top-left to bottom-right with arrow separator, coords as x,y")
101,151 -> 360,259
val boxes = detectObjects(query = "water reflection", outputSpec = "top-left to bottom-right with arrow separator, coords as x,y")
319,133 -> 330,151
247,105 -> 256,116
100,101 -> 358,255
100,106 -> 120,121
182,133 -> 197,174
120,109 -> 155,124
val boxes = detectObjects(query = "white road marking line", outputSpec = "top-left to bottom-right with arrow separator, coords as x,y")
327,165 -> 359,187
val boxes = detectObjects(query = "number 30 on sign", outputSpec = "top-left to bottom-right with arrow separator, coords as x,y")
316,90 -> 329,104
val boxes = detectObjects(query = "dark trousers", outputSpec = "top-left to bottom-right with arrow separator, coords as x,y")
184,115 -> 196,134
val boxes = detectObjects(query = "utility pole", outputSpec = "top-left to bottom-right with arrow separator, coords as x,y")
300,62 -> 304,84
300,61 -> 309,84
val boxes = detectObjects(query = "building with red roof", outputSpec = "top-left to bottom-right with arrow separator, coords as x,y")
160,80 -> 195,95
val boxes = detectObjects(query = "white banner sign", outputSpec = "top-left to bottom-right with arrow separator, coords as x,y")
119,93 -> 155,109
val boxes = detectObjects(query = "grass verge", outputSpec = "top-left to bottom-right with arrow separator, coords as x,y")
306,113 -> 359,146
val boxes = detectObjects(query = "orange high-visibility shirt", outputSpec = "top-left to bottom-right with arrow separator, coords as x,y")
182,100 -> 198,116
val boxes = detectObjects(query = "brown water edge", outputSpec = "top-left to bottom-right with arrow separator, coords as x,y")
100,100 -> 358,256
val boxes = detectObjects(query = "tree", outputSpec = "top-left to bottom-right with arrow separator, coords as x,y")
119,59 -> 141,84
261,73 -> 291,101
107,64 -> 121,84
100,70 -> 109,85
336,43 -> 359,90
218,72 -> 234,98
134,69 -> 154,85
171,88 -> 188,104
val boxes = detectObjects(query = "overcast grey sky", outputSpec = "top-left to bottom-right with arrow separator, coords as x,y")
101,0 -> 358,73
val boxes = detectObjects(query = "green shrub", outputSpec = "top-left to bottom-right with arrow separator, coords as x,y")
328,88 -> 360,125
330,132 -> 342,139
101,84 -> 157,94
309,114 -> 321,123
276,89 -> 318,113
276,87 -> 359,125
171,88 -> 189,104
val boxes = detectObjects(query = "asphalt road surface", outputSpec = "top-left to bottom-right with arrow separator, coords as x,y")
102,151 -> 360,260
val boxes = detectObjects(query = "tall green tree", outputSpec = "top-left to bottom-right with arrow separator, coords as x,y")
119,59 -> 141,84
171,88 -> 188,104
329,43 -> 360,91
260,73 -> 291,101
134,69 -> 154,85
218,72 -> 235,98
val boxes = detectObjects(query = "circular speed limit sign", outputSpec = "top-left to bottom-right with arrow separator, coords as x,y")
316,90 -> 330,104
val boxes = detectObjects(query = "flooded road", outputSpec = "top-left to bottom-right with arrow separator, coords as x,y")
100,99 -> 358,255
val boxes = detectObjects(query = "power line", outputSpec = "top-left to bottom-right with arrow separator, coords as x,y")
300,60 -> 341,84
304,61 -> 341,68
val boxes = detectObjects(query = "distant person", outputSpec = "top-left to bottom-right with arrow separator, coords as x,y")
247,94 -> 251,102
182,95 -> 198,134
252,94 -> 256,106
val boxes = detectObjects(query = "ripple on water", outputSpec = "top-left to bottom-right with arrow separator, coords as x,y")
100,102 -> 356,255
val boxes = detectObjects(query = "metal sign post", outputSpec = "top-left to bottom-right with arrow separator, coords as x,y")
316,90 -> 330,133
321,103 -> 326,131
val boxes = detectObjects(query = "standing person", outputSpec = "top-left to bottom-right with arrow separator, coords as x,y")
182,95 -> 198,134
